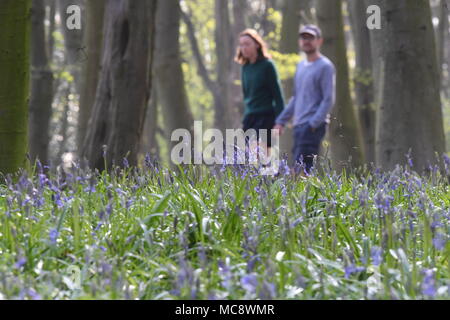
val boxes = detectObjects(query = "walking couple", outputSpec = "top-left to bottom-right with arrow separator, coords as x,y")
235,25 -> 336,175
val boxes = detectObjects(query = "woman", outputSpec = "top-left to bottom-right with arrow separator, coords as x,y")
235,29 -> 285,155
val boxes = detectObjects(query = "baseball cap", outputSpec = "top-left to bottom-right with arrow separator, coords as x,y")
299,24 -> 322,38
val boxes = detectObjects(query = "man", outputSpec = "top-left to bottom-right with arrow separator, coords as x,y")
274,24 -> 336,175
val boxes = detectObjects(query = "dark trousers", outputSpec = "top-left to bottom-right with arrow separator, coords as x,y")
242,111 -> 276,147
293,122 -> 327,174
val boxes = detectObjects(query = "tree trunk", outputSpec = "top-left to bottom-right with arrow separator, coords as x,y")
46,0 -> 56,60
215,0 -> 240,131
316,0 -> 364,171
57,86 -> 71,162
348,0 -> 376,164
154,0 -> 193,159
82,0 -> 156,170
230,0 -> 247,125
140,86 -> 159,160
0,0 -> 31,174
279,0 -> 304,163
77,0 -> 105,156
58,0 -> 84,93
29,0 -> 53,165
377,0 -> 446,172
437,0 -> 449,92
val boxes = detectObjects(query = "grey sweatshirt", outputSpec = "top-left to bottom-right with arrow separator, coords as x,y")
276,55 -> 336,129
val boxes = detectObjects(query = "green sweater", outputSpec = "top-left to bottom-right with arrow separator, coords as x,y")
241,58 -> 285,118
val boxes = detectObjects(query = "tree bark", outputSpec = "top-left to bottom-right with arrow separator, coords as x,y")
348,0 -> 376,164
154,0 -> 193,158
58,0 -> 84,93
82,0 -> 156,170
0,0 -> 31,174
29,0 -> 53,165
377,0 -> 446,172
215,0 -> 240,131
437,0 -> 449,92
230,0 -> 247,125
181,8 -> 236,133
77,0 -> 105,156
316,0 -> 364,170
140,86 -> 159,160
279,0 -> 304,163
46,0 -> 56,60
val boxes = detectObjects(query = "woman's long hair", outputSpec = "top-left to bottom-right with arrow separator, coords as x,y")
234,29 -> 272,65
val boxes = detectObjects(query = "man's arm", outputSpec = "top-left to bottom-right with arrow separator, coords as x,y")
275,96 -> 295,127
309,64 -> 336,129
275,65 -> 298,127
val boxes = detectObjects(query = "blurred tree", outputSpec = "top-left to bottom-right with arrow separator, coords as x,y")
58,0 -> 84,93
140,86 -> 160,161
182,2 -> 238,132
154,0 -> 194,159
82,0 -> 156,170
230,0 -> 248,124
316,0 -> 364,170
437,0 -> 449,96
377,0 -> 446,171
46,0 -> 56,61
348,0 -> 376,164
29,0 -> 53,165
0,0 -> 31,174
78,0 -> 105,155
278,0 -> 304,163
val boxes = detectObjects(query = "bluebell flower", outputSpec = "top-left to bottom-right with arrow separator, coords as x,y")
49,228 -> 59,245
241,274 -> 258,293
144,154 -> 152,169
370,246 -> 383,266
14,257 -> 26,269
344,264 -> 365,279
432,233 -> 447,251
421,269 -> 436,298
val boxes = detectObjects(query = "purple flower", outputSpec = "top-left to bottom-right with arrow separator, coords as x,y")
405,150 -> 414,168
432,233 -> 447,251
84,184 -> 96,193
126,198 -> 134,210
218,261 -> 233,290
14,257 -> 27,269
371,246 -> 383,266
144,154 -> 152,169
421,269 -> 436,298
241,274 -> 258,293
49,228 -> 59,245
122,158 -> 129,168
344,264 -> 366,279
106,203 -> 113,216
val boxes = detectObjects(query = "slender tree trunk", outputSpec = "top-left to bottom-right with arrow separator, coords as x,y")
77,0 -> 105,156
230,0 -> 247,124
437,0 -> 449,92
0,0 -> 31,174
377,0 -> 446,172
154,0 -> 193,160
58,0 -> 84,94
279,0 -> 304,163
82,0 -> 156,170
46,0 -> 56,60
29,0 -> 53,165
316,0 -> 364,170
215,0 -> 240,131
348,0 -> 376,164
57,86 -> 71,162
140,86 -> 159,160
